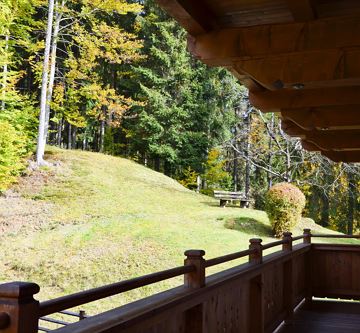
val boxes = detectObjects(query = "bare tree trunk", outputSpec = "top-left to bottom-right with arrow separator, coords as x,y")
1,35 -> 9,111
36,0 -> 55,165
320,189 -> 330,227
56,118 -> 62,147
67,123 -> 72,149
72,126 -> 77,149
244,109 -> 251,199
99,120 -> 105,152
347,171 -> 355,235
267,113 -> 274,189
233,107 -> 239,191
285,140 -> 291,182
44,0 -> 65,143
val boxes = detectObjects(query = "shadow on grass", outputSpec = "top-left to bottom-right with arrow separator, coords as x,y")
201,201 -> 221,207
225,217 -> 273,237
201,201 -> 245,208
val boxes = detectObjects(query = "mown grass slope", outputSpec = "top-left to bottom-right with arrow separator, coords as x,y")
0,147 -> 354,315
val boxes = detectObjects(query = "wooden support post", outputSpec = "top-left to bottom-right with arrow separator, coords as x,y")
249,238 -> 263,264
249,239 -> 264,332
0,282 -> 40,333
303,228 -> 312,244
283,232 -> 293,251
184,250 -> 206,288
184,250 -> 205,333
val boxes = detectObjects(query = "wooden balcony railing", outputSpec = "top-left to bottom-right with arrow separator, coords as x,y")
0,229 -> 359,333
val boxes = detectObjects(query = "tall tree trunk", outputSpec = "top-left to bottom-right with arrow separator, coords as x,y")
347,171 -> 355,235
233,107 -> 238,191
36,0 -> 55,165
154,157 -> 160,172
267,113 -> 275,189
320,189 -> 330,227
67,122 -> 72,149
72,126 -> 77,149
244,108 -> 251,199
44,0 -> 65,143
285,140 -> 291,182
99,120 -> 105,153
56,118 -> 62,147
1,35 -> 9,111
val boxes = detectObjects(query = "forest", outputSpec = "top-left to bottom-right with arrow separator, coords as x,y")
1,0 -> 359,234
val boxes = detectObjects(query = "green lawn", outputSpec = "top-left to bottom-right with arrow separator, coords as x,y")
0,147 -> 356,315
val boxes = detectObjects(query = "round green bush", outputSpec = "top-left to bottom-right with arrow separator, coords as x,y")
265,182 -> 306,238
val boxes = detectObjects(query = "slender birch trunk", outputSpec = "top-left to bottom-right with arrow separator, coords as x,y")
44,0 -> 65,143
1,35 -> 9,111
244,105 -> 251,200
36,0 -> 55,165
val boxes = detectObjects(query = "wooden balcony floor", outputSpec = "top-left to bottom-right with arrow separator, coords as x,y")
277,300 -> 360,333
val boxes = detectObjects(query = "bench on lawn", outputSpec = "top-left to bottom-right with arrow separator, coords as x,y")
213,190 -> 251,208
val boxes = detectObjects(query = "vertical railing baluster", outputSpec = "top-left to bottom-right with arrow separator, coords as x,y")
283,232 -> 294,323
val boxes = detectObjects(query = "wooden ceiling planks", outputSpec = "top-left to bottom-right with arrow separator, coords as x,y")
157,0 -> 360,162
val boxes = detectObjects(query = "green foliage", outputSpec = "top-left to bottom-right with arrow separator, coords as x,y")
177,166 -> 198,190
265,182 -> 306,237
201,149 -> 232,195
0,120 -> 27,191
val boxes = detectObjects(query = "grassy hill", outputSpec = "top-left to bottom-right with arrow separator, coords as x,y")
0,147 -> 354,314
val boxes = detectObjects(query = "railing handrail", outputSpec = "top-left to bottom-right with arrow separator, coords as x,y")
2,229 -> 358,332
292,235 -> 304,241
39,264 -> 195,317
262,239 -> 286,250
205,249 -> 256,267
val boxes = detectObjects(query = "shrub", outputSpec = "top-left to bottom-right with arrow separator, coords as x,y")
178,166 -> 198,190
265,182 -> 306,238
201,148 -> 232,194
0,120 -> 27,192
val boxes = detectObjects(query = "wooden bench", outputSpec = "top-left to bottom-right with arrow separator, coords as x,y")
213,190 -> 251,208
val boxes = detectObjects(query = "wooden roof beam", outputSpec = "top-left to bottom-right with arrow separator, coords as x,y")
281,107 -> 360,130
250,86 -> 360,112
281,121 -> 360,151
232,49 -> 360,91
286,0 -> 316,21
156,0 -> 217,36
322,151 -> 360,163
188,16 -> 360,66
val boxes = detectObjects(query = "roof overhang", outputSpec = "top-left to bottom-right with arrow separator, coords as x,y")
157,0 -> 360,163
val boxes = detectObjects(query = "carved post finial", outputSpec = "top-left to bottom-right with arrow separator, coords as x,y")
303,229 -> 311,244
249,238 -> 263,264
184,250 -> 206,289
283,232 -> 293,251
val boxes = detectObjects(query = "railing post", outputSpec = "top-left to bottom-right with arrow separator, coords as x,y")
303,229 -> 312,244
184,250 -> 206,288
79,310 -> 86,321
283,232 -> 293,251
248,239 -> 264,332
249,238 -> 263,264
0,282 -> 40,333
184,250 -> 205,333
